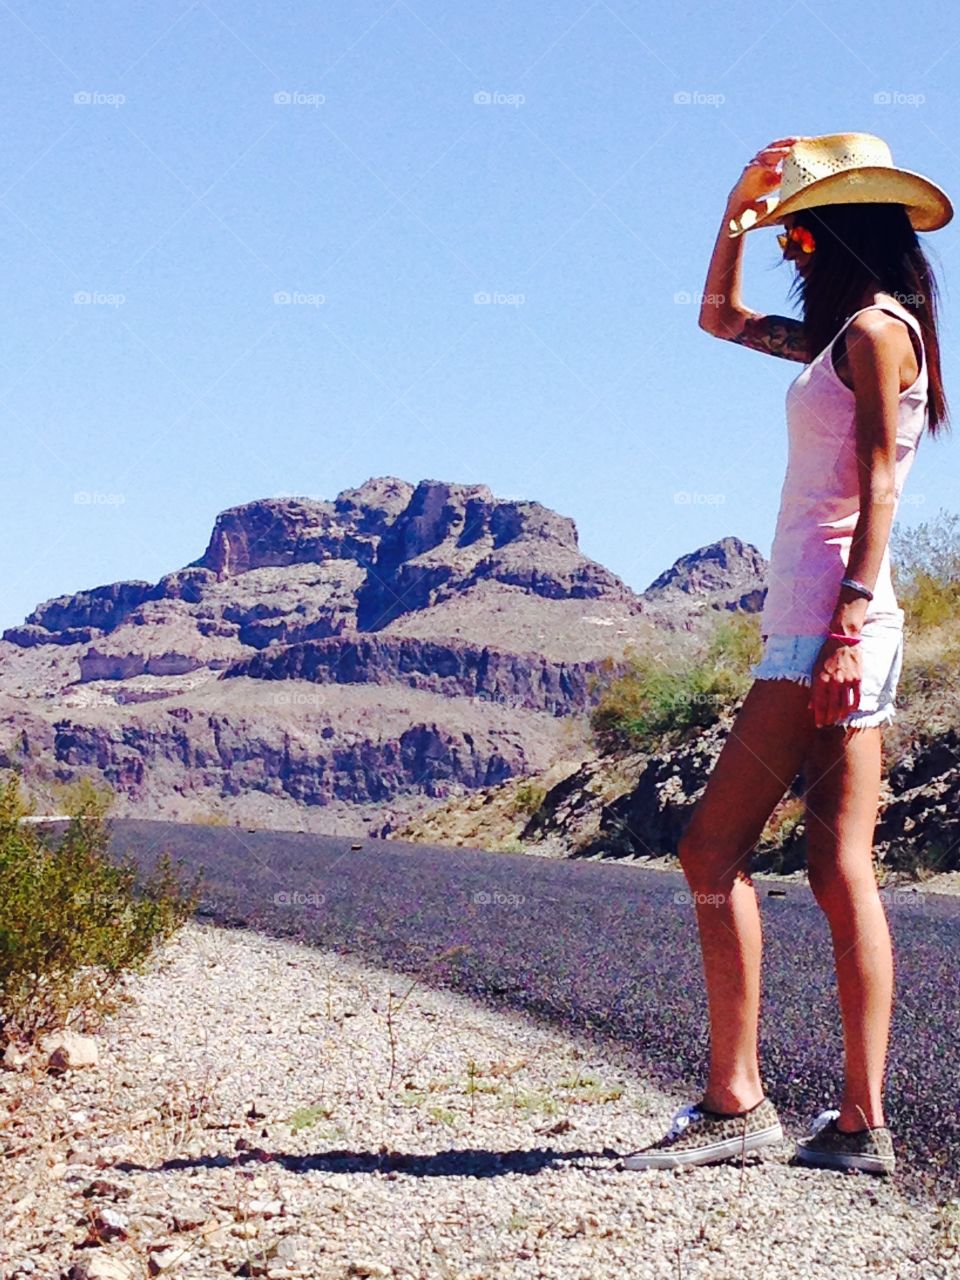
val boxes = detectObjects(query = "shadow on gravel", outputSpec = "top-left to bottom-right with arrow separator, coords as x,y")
115,1145 -> 614,1178
105,820 -> 960,1206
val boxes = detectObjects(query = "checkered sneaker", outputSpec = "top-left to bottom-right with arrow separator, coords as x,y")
794,1108 -> 896,1176
621,1097 -> 784,1170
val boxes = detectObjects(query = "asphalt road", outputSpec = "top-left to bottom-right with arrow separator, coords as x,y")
68,818 -> 960,1204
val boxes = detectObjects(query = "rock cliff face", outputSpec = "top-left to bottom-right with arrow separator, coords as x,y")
5,581 -> 156,647
392,712 -> 960,877
353,480 -> 634,630
0,476 -> 771,834
47,711 -> 522,807
643,536 -> 769,616
224,634 -> 613,716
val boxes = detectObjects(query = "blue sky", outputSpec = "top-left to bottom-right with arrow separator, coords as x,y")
3,0 -> 959,633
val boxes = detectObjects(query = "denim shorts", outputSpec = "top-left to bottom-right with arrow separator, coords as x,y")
749,617 -> 904,730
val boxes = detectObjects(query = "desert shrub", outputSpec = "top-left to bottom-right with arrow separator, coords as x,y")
496,837 -> 527,854
749,795 -> 807,874
509,782 -> 546,818
701,609 -> 765,673
758,794 -> 805,850
0,772 -> 202,1043
896,633 -> 960,704
588,612 -> 760,755
899,571 -> 960,628
890,508 -> 960,629
194,809 -> 230,826
49,774 -> 115,816
882,836 -> 952,882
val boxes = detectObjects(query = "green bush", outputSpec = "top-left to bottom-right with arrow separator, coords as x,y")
897,634 -> 960,703
509,782 -> 546,818
0,772 -> 202,1044
588,613 -> 760,755
882,836 -> 951,882
897,568 -> 960,629
890,508 -> 960,629
194,809 -> 230,827
751,795 -> 807,874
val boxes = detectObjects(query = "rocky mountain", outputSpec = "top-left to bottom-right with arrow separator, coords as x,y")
0,477 -> 770,835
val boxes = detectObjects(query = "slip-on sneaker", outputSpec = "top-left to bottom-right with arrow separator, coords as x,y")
620,1096 -> 783,1170
793,1108 -> 896,1176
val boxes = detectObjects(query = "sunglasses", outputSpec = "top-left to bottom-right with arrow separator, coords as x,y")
777,225 -> 816,254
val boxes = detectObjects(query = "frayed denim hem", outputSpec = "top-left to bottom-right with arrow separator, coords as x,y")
836,705 -> 896,731
751,673 -> 896,729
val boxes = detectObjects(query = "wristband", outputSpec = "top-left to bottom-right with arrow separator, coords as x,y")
827,632 -> 861,645
839,576 -> 873,601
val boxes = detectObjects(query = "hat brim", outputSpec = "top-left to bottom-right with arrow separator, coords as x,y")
727,166 -> 954,237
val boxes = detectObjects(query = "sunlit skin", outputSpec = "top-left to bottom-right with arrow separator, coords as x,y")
686,146 -> 929,1138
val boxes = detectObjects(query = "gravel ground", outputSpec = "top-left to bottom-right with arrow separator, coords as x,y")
97,820 -> 960,1205
2,920 -> 958,1280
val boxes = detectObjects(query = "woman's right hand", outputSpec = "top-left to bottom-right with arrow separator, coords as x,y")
726,136 -> 807,224
809,636 -> 862,729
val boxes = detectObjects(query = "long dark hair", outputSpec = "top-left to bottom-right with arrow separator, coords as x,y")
785,202 -> 949,439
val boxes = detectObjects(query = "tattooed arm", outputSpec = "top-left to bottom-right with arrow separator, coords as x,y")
698,178 -> 811,363
726,311 -> 810,363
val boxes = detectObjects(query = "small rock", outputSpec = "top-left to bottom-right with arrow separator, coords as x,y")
537,1118 -> 574,1136
346,1264 -> 390,1279
42,1030 -> 99,1072
67,1148 -> 99,1167
247,1198 -> 284,1218
200,1222 -> 234,1248
171,1205 -> 208,1232
82,1179 -> 132,1200
67,1255 -> 134,1280
2,1041 -> 31,1070
7,1191 -> 35,1223
148,1245 -> 188,1274
86,1207 -> 129,1243
272,1236 -> 310,1262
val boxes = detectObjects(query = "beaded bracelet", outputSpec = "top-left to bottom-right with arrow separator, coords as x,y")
827,632 -> 861,645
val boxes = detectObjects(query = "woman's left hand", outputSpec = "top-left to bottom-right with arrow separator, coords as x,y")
809,638 -> 862,728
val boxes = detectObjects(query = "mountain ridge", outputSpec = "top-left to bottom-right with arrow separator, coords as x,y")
0,476 -> 770,834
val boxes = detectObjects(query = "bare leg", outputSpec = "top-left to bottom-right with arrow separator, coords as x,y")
802,724 -> 890,1130
678,678 -> 815,1114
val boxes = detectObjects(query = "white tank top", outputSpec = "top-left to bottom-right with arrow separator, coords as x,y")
760,300 -> 927,637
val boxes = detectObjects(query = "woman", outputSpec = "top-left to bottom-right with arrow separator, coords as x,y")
623,133 -> 952,1176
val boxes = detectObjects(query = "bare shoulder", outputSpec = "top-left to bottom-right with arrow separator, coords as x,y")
727,311 -> 810,363
843,308 -> 915,368
840,309 -> 918,403
845,306 -> 913,345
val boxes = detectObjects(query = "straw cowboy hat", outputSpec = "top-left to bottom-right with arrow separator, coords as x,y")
727,132 -> 953,237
